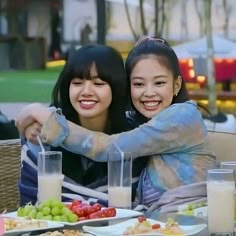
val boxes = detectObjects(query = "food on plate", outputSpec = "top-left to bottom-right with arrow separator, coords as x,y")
123,216 -> 184,235
39,229 -> 92,236
17,199 -> 78,223
16,199 -> 117,223
66,200 -> 116,220
4,217 -> 48,231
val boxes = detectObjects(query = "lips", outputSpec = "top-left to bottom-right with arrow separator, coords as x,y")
142,101 -> 161,110
79,100 -> 97,109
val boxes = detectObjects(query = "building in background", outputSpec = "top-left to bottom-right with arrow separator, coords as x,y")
1,0 -> 236,65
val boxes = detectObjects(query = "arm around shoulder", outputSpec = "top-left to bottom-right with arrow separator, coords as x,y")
40,101 -> 206,161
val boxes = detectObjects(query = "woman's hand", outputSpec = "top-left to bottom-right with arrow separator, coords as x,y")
24,122 -> 43,144
15,103 -> 52,135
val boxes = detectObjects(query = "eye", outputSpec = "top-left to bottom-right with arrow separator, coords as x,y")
93,79 -> 107,86
94,82 -> 106,86
132,82 -> 144,87
71,79 -> 83,85
155,81 -> 166,86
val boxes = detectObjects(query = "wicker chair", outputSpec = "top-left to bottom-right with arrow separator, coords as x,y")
0,139 -> 21,211
208,131 -> 236,162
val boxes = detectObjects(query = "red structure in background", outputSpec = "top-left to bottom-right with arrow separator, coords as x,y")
179,59 -> 236,83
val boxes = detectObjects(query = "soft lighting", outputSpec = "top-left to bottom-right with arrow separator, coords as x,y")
197,75 -> 206,84
215,58 -> 223,63
179,59 -> 188,63
189,69 -> 195,78
225,59 -> 234,63
46,60 -> 66,68
188,59 -> 194,67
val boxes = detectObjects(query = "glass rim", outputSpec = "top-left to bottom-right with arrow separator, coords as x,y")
208,168 -> 234,174
38,151 -> 62,155
220,161 -> 236,165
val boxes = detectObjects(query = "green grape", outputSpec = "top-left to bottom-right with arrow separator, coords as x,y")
60,215 -> 68,222
24,204 -> 35,215
42,206 -> 51,216
187,204 -> 193,210
61,207 -> 73,217
17,207 -> 25,217
68,213 -> 78,223
52,215 -> 61,222
184,210 -> 193,215
51,207 -> 61,216
41,199 -> 51,208
37,202 -> 44,211
35,211 -> 44,219
28,209 -> 37,218
50,199 -> 64,209
42,215 -> 53,221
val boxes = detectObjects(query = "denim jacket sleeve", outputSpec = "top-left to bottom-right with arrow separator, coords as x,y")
40,101 -> 212,162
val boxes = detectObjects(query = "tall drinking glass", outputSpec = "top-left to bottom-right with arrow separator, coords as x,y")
38,151 -> 63,203
108,152 -> 132,209
207,169 -> 235,235
220,161 -> 236,220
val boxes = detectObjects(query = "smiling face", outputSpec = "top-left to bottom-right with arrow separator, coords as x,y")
69,62 -> 112,123
130,56 -> 182,118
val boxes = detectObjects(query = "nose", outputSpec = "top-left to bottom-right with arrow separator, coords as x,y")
143,85 -> 156,97
81,81 -> 94,96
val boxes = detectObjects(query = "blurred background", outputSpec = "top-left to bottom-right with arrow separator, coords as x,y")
0,0 -> 236,121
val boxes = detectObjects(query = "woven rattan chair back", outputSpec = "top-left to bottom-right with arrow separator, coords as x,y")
0,139 -> 21,211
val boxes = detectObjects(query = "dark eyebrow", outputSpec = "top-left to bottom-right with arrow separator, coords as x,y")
131,76 -> 144,80
131,75 -> 168,80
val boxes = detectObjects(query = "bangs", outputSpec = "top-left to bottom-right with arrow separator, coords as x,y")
66,56 -> 93,81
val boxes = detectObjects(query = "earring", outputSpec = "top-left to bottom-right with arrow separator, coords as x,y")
175,92 -> 178,96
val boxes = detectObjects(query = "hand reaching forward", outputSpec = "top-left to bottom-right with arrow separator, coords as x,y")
24,122 -> 43,144
15,103 -> 52,136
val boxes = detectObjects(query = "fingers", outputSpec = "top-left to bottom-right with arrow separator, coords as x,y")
24,122 -> 42,144
15,103 -> 50,135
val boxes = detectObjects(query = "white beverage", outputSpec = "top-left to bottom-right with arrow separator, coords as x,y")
207,180 -> 235,234
38,174 -> 63,202
108,186 -> 131,209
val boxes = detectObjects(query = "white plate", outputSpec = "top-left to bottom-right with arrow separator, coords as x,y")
4,208 -> 143,226
3,220 -> 64,236
83,218 -> 207,236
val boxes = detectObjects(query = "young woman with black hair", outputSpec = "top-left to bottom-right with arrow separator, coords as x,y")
18,45 -> 145,205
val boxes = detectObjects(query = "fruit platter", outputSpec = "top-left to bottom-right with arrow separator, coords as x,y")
3,198 -> 142,227
16,199 -> 117,223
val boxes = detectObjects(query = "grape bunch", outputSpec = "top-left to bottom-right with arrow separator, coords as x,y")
17,198 -> 78,223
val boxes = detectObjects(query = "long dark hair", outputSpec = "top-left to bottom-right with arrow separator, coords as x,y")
52,45 -> 128,134
50,45 -> 128,185
125,36 -> 189,110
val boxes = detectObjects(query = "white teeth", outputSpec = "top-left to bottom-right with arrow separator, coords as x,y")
143,102 -> 159,107
80,101 -> 96,105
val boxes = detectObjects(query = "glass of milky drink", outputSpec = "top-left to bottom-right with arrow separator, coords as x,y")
220,161 -> 236,220
37,151 -> 63,203
108,151 -> 132,209
207,169 -> 235,236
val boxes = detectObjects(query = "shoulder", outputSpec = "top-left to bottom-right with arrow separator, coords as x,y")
149,101 -> 205,131
156,101 -> 201,121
